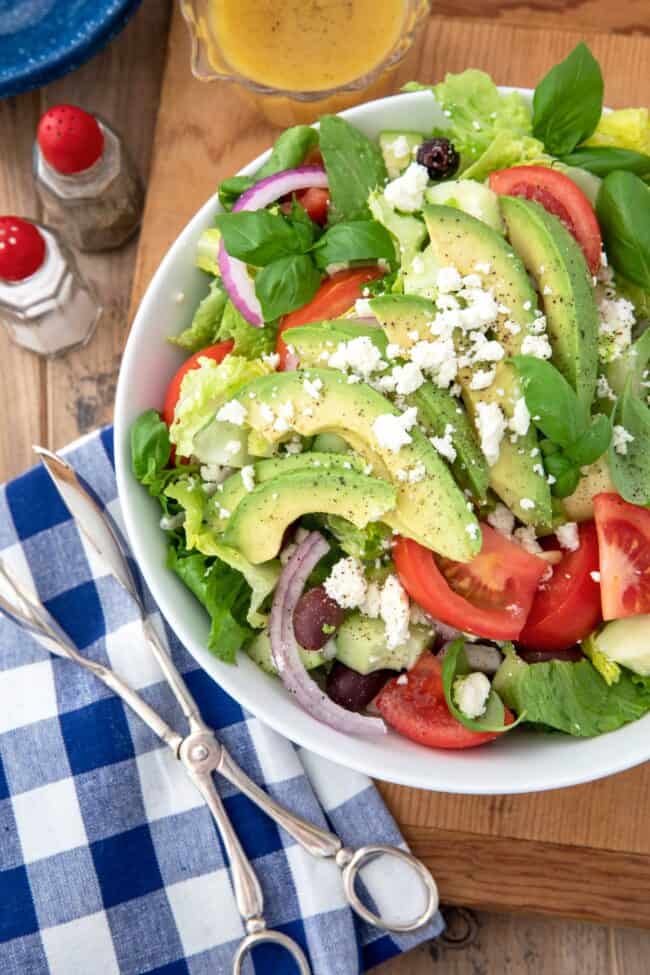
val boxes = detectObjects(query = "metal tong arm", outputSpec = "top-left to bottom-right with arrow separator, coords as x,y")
34,446 -> 207,735
0,560 -> 183,753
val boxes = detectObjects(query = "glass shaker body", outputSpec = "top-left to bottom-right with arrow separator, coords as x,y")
0,224 -> 102,357
33,119 -> 144,252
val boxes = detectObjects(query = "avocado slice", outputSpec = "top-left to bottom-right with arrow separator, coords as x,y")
425,180 -> 504,234
368,189 -> 427,267
221,469 -> 396,563
369,294 -> 437,350
335,613 -> 433,675
500,196 -> 598,410
403,243 -> 440,299
413,383 -> 490,501
230,368 -> 481,561
247,629 -> 325,675
284,321 -> 387,369
423,204 -> 552,526
208,451 -> 363,530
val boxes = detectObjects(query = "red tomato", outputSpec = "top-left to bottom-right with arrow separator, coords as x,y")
594,493 -> 650,619
376,654 -> 512,749
276,266 -> 384,370
394,526 -> 547,640
162,340 -> 234,427
518,522 -> 602,650
295,187 -> 330,225
489,165 -> 602,274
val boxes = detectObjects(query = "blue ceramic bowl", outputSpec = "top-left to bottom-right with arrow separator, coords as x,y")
0,0 -> 143,98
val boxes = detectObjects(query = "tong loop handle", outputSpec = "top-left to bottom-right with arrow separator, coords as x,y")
338,844 -> 439,934
232,927 -> 311,975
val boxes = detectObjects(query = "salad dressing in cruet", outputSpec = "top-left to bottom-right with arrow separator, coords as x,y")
209,0 -> 405,92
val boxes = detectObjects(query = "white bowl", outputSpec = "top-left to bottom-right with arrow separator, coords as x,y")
115,89 -> 650,794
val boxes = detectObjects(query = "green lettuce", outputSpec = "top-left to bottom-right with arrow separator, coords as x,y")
325,515 -> 392,561
165,476 -> 279,628
214,299 -> 277,358
494,645 -> 650,736
169,354 -> 273,459
196,228 -> 221,275
169,279 -> 228,352
405,70 -> 533,171
462,131 -> 549,182
585,108 -> 650,156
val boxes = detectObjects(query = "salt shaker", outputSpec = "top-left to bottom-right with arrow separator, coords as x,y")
0,216 -> 102,357
33,104 -> 144,252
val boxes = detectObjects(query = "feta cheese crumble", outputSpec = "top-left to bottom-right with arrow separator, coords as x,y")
383,162 -> 429,213
475,401 -> 507,465
556,522 -> 579,551
598,295 -> 635,362
454,672 -> 491,719
436,266 -> 463,294
240,465 -> 255,493
372,407 -> 418,453
509,397 -> 531,437
216,400 -> 247,426
487,503 -> 515,537
612,424 -> 635,455
328,336 -> 385,378
324,557 -> 368,609
520,498 -> 536,510
380,574 -> 411,649
521,334 -> 552,359
303,377 -> 323,399
431,423 -> 457,463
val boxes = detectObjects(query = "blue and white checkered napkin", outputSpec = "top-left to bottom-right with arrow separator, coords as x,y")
0,428 -> 443,975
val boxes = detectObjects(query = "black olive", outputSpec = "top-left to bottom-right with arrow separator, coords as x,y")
416,137 -> 460,181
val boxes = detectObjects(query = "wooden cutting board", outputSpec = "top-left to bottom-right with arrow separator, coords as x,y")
130,6 -> 650,928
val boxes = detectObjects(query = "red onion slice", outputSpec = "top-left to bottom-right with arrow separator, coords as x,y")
269,531 -> 387,736
218,166 -> 329,327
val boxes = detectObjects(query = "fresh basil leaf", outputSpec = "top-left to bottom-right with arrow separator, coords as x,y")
167,547 -> 252,663
564,413 -> 611,465
312,220 -> 396,270
609,379 -> 650,505
217,125 -> 319,210
441,639 -> 520,734
597,171 -> 650,291
560,146 -> 650,180
532,43 -> 603,156
255,255 -> 322,320
131,410 -> 171,495
319,115 -> 388,224
214,211 -> 307,265
550,461 -> 581,498
511,355 -> 584,446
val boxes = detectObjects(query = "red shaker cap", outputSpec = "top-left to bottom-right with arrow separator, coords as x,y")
37,104 -> 104,175
0,217 -> 46,282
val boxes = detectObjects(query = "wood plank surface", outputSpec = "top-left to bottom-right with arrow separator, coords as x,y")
126,5 -> 650,931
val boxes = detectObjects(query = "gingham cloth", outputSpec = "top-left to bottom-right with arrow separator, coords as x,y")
0,427 -> 443,975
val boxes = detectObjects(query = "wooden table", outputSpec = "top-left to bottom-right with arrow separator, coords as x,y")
2,2 -> 650,973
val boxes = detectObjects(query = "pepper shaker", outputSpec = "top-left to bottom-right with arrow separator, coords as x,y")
0,216 -> 102,357
33,104 -> 144,252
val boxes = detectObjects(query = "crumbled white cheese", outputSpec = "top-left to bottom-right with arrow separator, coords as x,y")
386,134 -> 411,161
355,298 -> 373,317
383,162 -> 429,213
513,525 -> 543,554
262,352 -> 280,370
454,672 -> 491,719
391,362 -> 425,395
328,336 -> 384,378
200,464 -> 232,484
487,503 -> 515,537
521,334 -> 552,359
612,424 -> 635,455
408,462 -> 427,483
431,423 -> 457,463
372,407 -> 418,452
520,498 -> 536,510
160,511 -> 185,531
396,674 -> 409,686
303,376 -> 323,400
216,400 -> 248,426
436,266 -> 463,294
260,403 -> 275,424
598,295 -> 635,362
470,367 -> 496,391
509,397 -> 531,437
474,261 -> 492,275
240,465 -> 255,493
556,522 -> 579,551
380,574 -> 411,649
273,401 -> 295,434
410,254 -> 425,275
324,557 -> 368,609
360,581 -> 382,619
468,332 -> 504,363
475,401 -> 507,466
596,374 -> 616,401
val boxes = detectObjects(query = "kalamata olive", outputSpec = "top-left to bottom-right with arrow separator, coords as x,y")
518,645 -> 584,664
416,137 -> 460,180
293,585 -> 344,651
326,662 -> 394,712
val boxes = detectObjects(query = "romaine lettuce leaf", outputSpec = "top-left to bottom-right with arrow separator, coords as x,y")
462,131 -> 549,182
494,645 -> 650,736
196,228 -> 221,275
165,476 -> 279,628
585,108 -> 650,156
214,299 -> 277,358
169,354 -> 273,459
169,279 -> 228,352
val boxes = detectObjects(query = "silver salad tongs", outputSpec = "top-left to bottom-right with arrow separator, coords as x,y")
0,446 -> 439,974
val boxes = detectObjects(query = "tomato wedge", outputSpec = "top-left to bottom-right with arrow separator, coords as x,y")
489,165 -> 602,274
296,187 -> 330,225
394,526 -> 547,640
162,340 -> 234,427
276,266 -> 384,370
594,493 -> 650,619
376,654 -> 512,749
518,522 -> 602,650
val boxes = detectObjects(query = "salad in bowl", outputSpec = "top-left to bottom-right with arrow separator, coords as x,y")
127,44 -> 650,760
